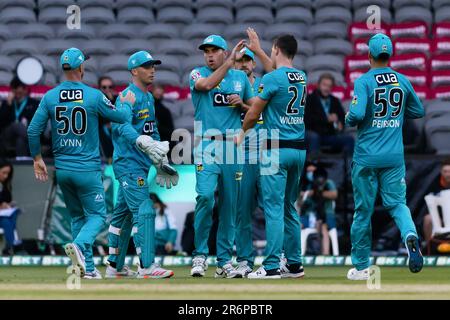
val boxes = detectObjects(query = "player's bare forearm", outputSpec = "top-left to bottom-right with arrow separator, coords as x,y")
195,59 -> 233,91
323,190 -> 338,200
254,48 -> 273,73
241,103 -> 251,112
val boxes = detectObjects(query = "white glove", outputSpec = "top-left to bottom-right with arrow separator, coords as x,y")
156,156 -> 179,189
136,135 -> 169,164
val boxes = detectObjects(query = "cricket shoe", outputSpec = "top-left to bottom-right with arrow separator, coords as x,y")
191,256 -> 208,277
346,267 -> 369,280
65,243 -> 86,277
137,263 -> 174,279
104,261 -> 138,279
214,263 -> 240,279
280,262 -> 305,278
406,235 -> 423,273
248,266 -> 281,279
234,261 -> 253,278
83,268 -> 102,280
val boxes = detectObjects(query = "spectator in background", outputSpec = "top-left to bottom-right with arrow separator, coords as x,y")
150,193 -> 178,255
298,162 -> 338,255
422,158 -> 450,245
98,76 -> 117,161
0,159 -> 23,255
152,84 -> 175,150
304,73 -> 354,156
0,77 -> 39,157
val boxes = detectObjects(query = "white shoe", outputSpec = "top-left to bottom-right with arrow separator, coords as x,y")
137,263 -> 174,279
347,267 -> 369,280
248,266 -> 281,279
83,268 -> 102,280
214,263 -> 239,279
235,261 -> 253,278
191,256 -> 208,277
105,262 -> 137,279
65,243 -> 86,277
280,258 -> 305,278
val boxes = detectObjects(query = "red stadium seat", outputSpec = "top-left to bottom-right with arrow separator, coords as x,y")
394,38 -> 432,55
431,54 -> 450,71
411,86 -> 431,100
431,70 -> 450,87
389,53 -> 428,71
389,21 -> 428,39
431,86 -> 450,99
433,38 -> 450,54
345,55 -> 370,71
353,39 -> 369,55
433,22 -> 450,38
396,69 -> 429,87
348,22 -> 390,42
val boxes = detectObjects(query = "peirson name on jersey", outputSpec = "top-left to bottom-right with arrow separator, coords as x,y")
59,89 -> 83,103
372,119 -> 401,128
286,72 -> 305,84
213,93 -> 235,107
374,73 -> 399,86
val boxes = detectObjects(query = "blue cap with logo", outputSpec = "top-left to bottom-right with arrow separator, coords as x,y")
368,33 -> 393,59
60,47 -> 89,70
241,48 -> 255,60
127,51 -> 161,71
198,35 -> 228,51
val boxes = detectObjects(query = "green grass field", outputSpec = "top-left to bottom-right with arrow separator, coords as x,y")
0,266 -> 449,299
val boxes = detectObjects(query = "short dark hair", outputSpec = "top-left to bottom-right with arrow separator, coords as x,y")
442,158 -> 450,168
373,52 -> 390,63
98,76 -> 114,88
10,76 -> 26,90
318,73 -> 335,86
273,34 -> 297,60
0,158 -> 13,193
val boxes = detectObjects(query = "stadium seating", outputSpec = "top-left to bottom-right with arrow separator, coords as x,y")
0,0 -> 447,152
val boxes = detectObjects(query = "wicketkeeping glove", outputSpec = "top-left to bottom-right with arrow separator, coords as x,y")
136,135 -> 169,164
156,156 -> 179,189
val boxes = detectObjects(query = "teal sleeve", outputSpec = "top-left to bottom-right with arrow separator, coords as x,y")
27,98 -> 49,157
258,73 -> 278,101
96,92 -> 128,123
189,68 -> 202,91
112,97 -> 140,145
325,180 -> 337,191
404,81 -> 425,119
346,79 -> 368,127
242,73 -> 255,102
150,97 -> 161,141
168,229 -> 177,244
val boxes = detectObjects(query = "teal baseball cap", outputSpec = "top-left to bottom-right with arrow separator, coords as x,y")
240,48 -> 255,60
198,35 -> 228,51
127,51 -> 161,71
368,33 -> 393,59
60,47 -> 89,70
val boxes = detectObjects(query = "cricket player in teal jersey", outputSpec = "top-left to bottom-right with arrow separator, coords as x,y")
345,33 -> 424,280
189,35 -> 256,278
105,51 -> 178,279
27,48 -> 134,279
238,35 -> 307,279
232,28 -> 275,278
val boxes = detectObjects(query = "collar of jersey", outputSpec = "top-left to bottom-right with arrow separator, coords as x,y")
129,82 -> 149,97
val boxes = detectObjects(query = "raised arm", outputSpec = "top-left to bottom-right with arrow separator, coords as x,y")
246,27 -> 273,73
194,40 -> 246,92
